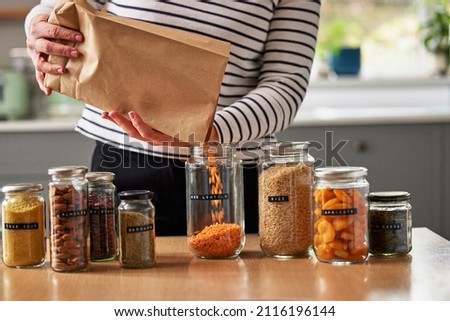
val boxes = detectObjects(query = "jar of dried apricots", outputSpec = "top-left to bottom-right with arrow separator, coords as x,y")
313,167 -> 369,264
185,142 -> 245,259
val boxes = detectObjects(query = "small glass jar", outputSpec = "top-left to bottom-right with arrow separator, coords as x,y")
1,183 -> 46,268
368,191 -> 412,257
118,190 -> 156,268
185,142 -> 245,259
258,141 -> 314,258
86,172 -> 118,262
48,166 -> 89,272
312,166 -> 369,264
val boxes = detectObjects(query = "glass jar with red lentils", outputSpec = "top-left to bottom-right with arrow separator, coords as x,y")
312,166 -> 369,265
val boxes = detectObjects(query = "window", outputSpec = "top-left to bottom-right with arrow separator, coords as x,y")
313,0 -> 449,79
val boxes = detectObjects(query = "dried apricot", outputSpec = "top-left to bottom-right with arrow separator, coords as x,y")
317,220 -> 335,243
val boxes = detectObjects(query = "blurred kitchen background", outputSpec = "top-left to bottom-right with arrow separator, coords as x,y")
0,0 -> 450,239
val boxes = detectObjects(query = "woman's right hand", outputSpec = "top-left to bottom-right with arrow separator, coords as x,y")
26,13 -> 84,95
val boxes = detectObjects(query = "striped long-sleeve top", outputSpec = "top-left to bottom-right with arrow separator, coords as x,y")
26,0 -> 321,161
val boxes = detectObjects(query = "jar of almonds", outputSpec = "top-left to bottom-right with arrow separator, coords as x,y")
48,166 -> 89,272
312,166 -> 369,264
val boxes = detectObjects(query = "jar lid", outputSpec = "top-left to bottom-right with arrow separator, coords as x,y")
48,165 -> 88,177
86,171 -> 115,182
118,190 -> 154,200
369,191 -> 410,202
1,183 -> 43,193
314,166 -> 368,179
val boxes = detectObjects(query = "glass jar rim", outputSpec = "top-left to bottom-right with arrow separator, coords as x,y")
86,171 -> 115,182
191,142 -> 234,158
48,165 -> 88,177
314,166 -> 368,179
1,182 -> 43,193
263,141 -> 310,154
369,191 -> 410,202
118,190 -> 153,200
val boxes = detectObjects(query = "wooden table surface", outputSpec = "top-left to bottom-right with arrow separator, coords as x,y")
1,227 -> 449,301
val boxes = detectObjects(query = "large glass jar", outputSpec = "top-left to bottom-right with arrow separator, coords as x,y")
1,183 -> 46,268
86,171 -> 118,262
368,191 -> 412,257
48,166 -> 89,272
258,141 -> 314,258
312,166 -> 369,264
185,142 -> 245,259
118,190 -> 156,268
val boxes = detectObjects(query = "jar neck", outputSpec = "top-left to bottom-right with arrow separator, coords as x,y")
191,142 -> 233,161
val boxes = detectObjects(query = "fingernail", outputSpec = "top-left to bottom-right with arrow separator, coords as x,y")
75,34 -> 83,42
57,68 -> 64,74
128,112 -> 135,120
70,50 -> 79,57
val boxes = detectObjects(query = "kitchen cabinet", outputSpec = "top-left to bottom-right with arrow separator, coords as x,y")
0,129 -> 94,193
277,122 -> 450,240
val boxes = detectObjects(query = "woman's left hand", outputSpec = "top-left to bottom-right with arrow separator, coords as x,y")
102,111 -> 190,146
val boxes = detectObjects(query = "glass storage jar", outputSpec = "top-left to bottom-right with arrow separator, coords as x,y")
118,190 -> 156,268
258,141 -> 314,258
368,191 -> 412,257
1,183 -> 46,268
312,166 -> 369,264
86,171 -> 118,262
48,165 -> 89,272
185,142 -> 245,259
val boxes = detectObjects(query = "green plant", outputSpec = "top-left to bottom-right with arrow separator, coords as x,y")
419,3 -> 449,73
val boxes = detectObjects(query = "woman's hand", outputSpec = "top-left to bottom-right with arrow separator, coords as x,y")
102,111 -> 191,146
26,13 -> 84,95
102,111 -> 219,146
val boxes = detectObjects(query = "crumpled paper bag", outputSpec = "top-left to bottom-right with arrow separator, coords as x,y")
45,0 -> 230,143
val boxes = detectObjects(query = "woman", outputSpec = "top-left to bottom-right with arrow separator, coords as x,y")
25,0 -> 321,235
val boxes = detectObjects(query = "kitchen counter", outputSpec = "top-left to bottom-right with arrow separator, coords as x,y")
0,117 -> 79,133
1,227 -> 449,301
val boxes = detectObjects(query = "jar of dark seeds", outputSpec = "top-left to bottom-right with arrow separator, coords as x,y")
118,190 -> 155,268
48,166 -> 89,272
86,172 -> 117,262
368,191 -> 412,257
258,141 -> 314,258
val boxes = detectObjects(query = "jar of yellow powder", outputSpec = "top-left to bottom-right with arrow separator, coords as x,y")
1,183 -> 46,268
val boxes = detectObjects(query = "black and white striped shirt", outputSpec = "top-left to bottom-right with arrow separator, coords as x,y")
26,0 -> 321,161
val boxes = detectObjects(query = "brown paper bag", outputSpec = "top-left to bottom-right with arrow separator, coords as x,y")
45,0 -> 230,143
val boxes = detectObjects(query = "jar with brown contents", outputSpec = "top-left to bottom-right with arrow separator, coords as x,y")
1,183 -> 46,268
258,142 -> 314,258
185,142 -> 245,259
48,166 -> 89,272
118,190 -> 155,268
86,172 -> 117,262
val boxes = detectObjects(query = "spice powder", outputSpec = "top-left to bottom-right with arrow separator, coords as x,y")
2,195 -> 45,267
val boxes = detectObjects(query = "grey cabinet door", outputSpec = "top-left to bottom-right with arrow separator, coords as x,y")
278,123 -> 448,240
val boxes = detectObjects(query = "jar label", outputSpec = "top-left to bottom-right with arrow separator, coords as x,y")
126,223 -> 154,234
268,195 -> 289,202
370,223 -> 402,230
322,208 -> 357,216
89,208 -> 115,215
60,210 -> 88,218
190,194 -> 229,201
4,223 -> 39,230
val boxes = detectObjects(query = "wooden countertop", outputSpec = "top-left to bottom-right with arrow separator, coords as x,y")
1,227 -> 449,301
